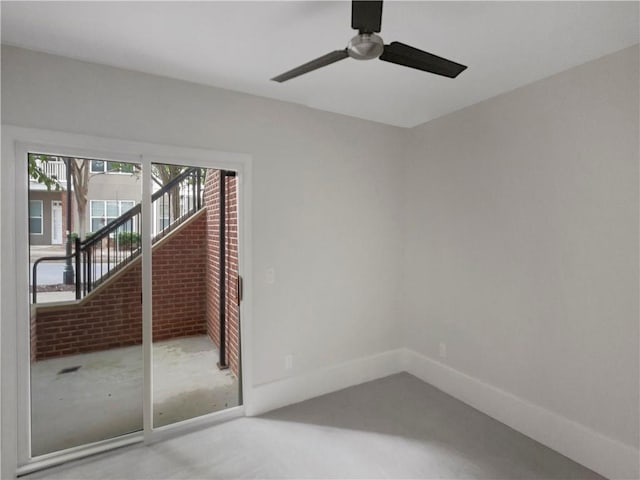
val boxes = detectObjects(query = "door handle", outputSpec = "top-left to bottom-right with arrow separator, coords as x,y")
236,276 -> 243,305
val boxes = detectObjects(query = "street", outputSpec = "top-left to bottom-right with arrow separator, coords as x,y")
31,261 -> 117,286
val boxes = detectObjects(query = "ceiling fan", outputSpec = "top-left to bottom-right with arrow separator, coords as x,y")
271,0 -> 467,83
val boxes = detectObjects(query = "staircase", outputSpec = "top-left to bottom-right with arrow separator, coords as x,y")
32,167 -> 204,303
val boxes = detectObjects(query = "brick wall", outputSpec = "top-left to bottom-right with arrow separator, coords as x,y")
30,307 -> 37,362
153,210 -> 207,341
225,175 -> 240,376
33,210 -> 208,359
204,170 -> 240,376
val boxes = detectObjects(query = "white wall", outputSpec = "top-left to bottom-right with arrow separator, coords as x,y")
403,44 -> 639,453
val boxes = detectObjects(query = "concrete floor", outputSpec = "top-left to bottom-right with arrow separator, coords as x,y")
27,373 -> 603,479
31,335 -> 239,456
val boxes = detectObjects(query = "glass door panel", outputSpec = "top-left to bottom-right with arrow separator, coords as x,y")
150,163 -> 241,427
28,154 -> 143,456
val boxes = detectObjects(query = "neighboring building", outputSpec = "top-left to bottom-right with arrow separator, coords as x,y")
29,158 -> 198,246
29,158 -> 141,245
29,159 -> 68,246
29,190 -> 65,246
83,159 -> 140,236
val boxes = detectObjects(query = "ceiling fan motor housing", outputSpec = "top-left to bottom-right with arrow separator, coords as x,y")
348,33 -> 384,60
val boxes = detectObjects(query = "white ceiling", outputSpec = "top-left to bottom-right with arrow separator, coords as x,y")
2,1 -> 638,128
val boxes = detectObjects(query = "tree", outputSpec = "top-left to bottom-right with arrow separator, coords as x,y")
152,164 -> 185,221
28,153 -> 63,191
110,163 -> 187,220
68,158 -> 90,239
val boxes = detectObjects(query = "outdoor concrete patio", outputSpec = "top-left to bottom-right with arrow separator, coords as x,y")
31,335 -> 239,456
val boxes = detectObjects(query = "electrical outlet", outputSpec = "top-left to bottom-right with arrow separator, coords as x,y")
285,354 -> 293,370
266,268 -> 276,285
439,342 -> 447,359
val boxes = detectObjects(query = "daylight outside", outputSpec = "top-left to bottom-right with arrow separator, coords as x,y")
28,155 -> 240,456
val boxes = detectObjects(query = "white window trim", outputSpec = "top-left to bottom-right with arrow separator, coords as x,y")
51,200 -> 63,245
156,198 -> 171,233
89,199 -> 136,233
89,159 -> 135,175
28,199 -> 44,236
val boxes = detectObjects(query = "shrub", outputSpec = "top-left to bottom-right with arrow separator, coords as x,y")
68,232 -> 92,241
117,232 -> 141,249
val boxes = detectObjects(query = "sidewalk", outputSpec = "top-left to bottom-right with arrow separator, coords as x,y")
36,291 -> 77,303
30,245 -> 75,298
30,245 -> 66,262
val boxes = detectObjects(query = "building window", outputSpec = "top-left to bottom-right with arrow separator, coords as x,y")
157,196 -> 170,231
29,200 -> 44,235
90,160 -> 134,174
90,200 -> 136,232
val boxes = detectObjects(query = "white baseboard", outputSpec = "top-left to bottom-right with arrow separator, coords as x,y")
246,349 -> 404,416
245,347 -> 638,479
402,348 -> 640,480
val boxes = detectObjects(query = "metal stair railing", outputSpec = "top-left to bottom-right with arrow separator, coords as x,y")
32,167 -> 204,303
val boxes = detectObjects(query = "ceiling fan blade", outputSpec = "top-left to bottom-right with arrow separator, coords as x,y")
351,1 -> 383,33
271,49 -> 349,82
379,42 -> 467,78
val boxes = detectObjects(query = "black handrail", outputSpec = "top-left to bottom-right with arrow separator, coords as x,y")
81,204 -> 141,249
151,167 -> 200,202
150,167 -> 203,243
82,167 -> 200,250
32,254 -> 74,304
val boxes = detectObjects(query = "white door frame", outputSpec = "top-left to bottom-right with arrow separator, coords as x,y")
51,201 -> 63,245
1,125 -> 254,478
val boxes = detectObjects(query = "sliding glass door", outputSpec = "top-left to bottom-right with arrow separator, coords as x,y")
21,151 -> 243,466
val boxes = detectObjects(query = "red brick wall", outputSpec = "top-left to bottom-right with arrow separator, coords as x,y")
152,211 -> 207,341
33,210 -> 207,360
34,263 -> 143,358
204,170 -> 240,376
30,308 -> 37,362
225,175 -> 240,376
